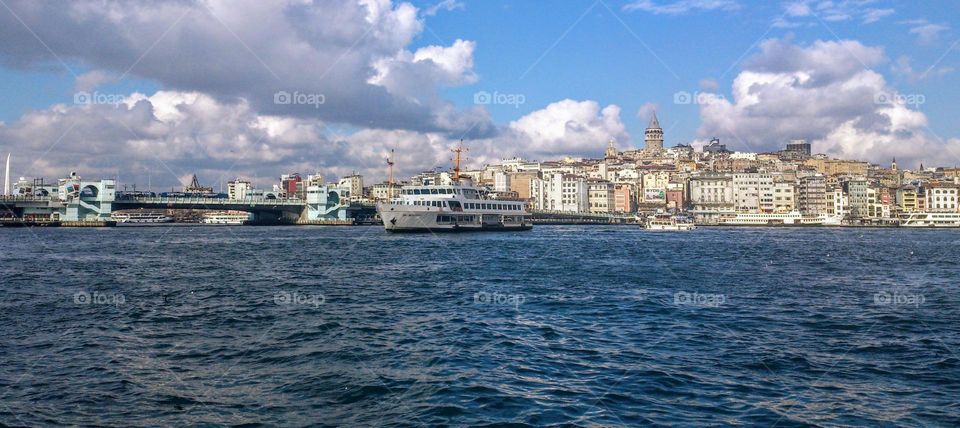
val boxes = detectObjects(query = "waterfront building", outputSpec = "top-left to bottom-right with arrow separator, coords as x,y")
280,173 -> 303,199
306,172 -> 326,187
508,171 -> 539,201
689,173 -> 735,223
587,180 -> 615,213
733,173 -> 774,213
666,187 -> 685,211
493,171 -> 511,192
702,138 -> 729,155
337,174 -> 364,202
826,188 -> 848,218
805,158 -> 869,176
772,181 -> 796,213
925,182 -> 960,212
843,179 -> 870,218
371,182 -> 403,201
797,175 -> 827,216
613,183 -> 635,213
529,173 -> 588,212
785,139 -> 812,157
642,170 -> 671,195
227,179 -> 252,200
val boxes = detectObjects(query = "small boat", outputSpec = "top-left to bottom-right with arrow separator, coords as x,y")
900,211 -> 960,227
719,211 -> 822,226
112,210 -> 174,224
202,211 -> 251,225
644,213 -> 696,231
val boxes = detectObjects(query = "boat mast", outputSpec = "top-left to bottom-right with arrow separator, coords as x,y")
452,140 -> 467,183
386,149 -> 395,199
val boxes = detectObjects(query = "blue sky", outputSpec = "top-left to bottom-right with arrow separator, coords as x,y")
416,0 -> 959,145
0,0 -> 958,186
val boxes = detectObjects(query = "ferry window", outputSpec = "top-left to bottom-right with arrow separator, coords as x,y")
430,189 -> 439,194
414,189 -> 422,195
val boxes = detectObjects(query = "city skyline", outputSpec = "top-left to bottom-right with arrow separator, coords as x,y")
0,0 -> 958,188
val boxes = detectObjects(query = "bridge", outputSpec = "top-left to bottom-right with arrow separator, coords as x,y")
114,196 -> 309,223
1,191 -> 355,226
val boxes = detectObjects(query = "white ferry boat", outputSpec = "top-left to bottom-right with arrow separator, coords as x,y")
112,211 -> 174,224
376,143 -> 532,233
900,212 -> 960,227
202,211 -> 251,225
644,213 -> 696,231
719,211 -> 823,226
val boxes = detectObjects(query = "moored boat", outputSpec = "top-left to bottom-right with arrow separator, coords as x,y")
900,211 -> 960,227
719,211 -> 823,226
112,210 -> 174,224
644,213 -> 696,231
202,211 -> 251,225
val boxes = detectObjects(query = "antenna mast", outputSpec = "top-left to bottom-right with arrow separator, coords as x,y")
452,140 -> 467,182
386,149 -> 395,200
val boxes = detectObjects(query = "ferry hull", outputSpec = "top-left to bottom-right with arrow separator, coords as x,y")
379,206 -> 532,233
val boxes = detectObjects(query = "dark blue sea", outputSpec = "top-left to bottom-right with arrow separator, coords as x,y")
1,225 -> 958,426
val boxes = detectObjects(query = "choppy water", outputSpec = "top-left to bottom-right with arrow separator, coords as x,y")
1,225 -> 959,426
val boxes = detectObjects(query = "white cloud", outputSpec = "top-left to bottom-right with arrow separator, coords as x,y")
623,0 -> 740,15
0,92 -> 630,186
775,1 -> 895,27
507,99 -> 629,158
636,103 -> 659,125
862,8 -> 894,24
422,0 -> 464,17
908,21 -> 950,45
0,0 -> 491,136
369,39 -> 478,98
74,70 -> 115,92
891,55 -> 954,82
696,38 -> 952,167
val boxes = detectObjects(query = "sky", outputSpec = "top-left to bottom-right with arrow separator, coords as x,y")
0,0 -> 958,189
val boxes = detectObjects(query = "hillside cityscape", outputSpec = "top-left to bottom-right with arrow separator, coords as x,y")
4,110 -> 958,226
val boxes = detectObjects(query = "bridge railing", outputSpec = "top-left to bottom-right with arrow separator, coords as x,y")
117,197 -> 306,206
0,195 -> 54,202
